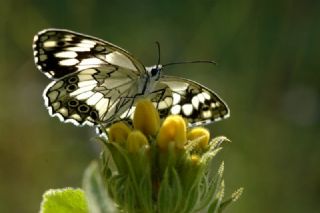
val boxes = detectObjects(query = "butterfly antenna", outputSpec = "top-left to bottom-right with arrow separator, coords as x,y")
154,41 -> 216,68
162,60 -> 217,68
155,41 -> 161,68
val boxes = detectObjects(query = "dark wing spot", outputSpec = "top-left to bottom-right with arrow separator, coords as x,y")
68,100 -> 79,107
57,41 -> 65,46
68,77 -> 78,84
78,104 -> 90,113
202,104 -> 209,111
90,111 -> 99,120
66,84 -> 77,92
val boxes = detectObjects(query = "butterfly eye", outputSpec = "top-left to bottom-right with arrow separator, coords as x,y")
151,68 -> 158,77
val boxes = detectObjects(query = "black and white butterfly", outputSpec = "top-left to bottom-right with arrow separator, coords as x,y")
33,29 -> 229,128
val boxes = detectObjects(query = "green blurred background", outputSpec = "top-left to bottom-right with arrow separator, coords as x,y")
0,0 -> 319,212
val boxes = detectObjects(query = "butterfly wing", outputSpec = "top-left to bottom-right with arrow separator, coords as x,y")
33,28 -> 146,79
33,29 -> 147,126
117,76 -> 230,127
33,29 -> 229,128
44,66 -> 141,126
154,75 -> 230,126
118,82 -> 173,121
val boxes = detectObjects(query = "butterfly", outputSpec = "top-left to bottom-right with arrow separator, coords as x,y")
33,29 -> 230,128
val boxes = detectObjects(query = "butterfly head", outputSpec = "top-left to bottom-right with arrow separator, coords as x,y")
146,65 -> 162,81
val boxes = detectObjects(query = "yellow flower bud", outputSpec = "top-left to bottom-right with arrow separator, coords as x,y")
108,122 -> 131,143
187,127 -> 210,149
157,115 -> 187,150
133,99 -> 160,136
126,130 -> 148,153
190,154 -> 201,165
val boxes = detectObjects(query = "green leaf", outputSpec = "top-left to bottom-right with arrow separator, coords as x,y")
83,161 -> 118,213
138,172 -> 153,211
40,188 -> 88,213
208,181 -> 225,213
219,187 -> 244,212
193,162 -> 225,212
181,183 -> 199,213
157,168 -> 182,213
105,142 -> 129,174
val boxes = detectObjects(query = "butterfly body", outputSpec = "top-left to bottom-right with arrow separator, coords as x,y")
33,29 -> 229,127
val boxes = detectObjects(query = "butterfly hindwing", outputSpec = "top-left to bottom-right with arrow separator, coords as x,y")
33,29 -> 145,79
155,75 -> 230,126
118,82 -> 173,121
44,66 -> 140,126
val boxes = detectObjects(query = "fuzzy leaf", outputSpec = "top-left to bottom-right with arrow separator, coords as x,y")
83,161 -> 118,213
195,162 -> 225,212
181,183 -> 199,213
105,142 -> 129,174
40,188 -> 88,213
157,168 -> 182,213
208,181 -> 225,213
138,172 -> 153,211
219,187 -> 244,212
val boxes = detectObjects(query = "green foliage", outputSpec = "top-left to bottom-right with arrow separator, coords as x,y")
40,188 -> 88,213
39,138 -> 243,213
99,135 -> 242,213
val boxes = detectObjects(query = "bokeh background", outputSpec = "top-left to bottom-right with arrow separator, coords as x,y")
1,0 -> 319,212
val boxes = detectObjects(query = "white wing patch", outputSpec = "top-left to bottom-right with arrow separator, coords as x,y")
87,93 -> 104,106
182,104 -> 193,116
59,58 -> 79,66
105,52 -> 137,71
54,51 -> 78,58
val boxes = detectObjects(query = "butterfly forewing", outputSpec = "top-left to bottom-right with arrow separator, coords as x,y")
156,76 -> 230,126
33,29 -> 146,79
